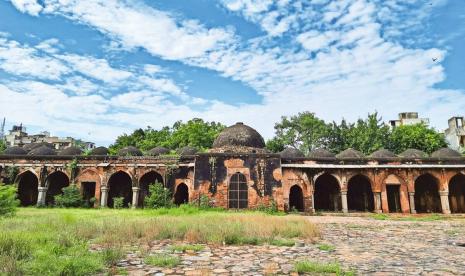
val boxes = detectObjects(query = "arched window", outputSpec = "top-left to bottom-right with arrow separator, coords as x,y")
228,173 -> 248,209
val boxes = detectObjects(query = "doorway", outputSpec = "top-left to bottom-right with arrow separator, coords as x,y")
386,185 -> 401,213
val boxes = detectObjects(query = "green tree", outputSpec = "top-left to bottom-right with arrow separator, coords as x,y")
167,118 -> 225,151
0,184 -> 19,216
265,137 -> 286,153
270,112 -> 330,154
387,123 -> 447,154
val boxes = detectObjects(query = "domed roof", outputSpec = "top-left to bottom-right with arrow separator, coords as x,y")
399,149 -> 428,158
147,146 -> 170,156
58,146 -> 83,156
177,146 -> 198,156
308,148 -> 335,158
336,148 -> 364,159
23,142 -> 53,152
431,148 -> 462,158
90,146 -> 109,155
212,122 -> 265,149
369,149 -> 397,159
118,146 -> 142,156
28,145 -> 56,156
280,147 -> 304,158
3,146 -> 27,155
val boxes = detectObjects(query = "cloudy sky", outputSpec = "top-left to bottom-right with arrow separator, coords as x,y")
0,0 -> 464,146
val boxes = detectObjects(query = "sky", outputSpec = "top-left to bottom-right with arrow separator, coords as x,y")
0,0 -> 465,146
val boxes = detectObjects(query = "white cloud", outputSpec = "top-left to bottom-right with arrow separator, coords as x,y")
10,0 -> 43,16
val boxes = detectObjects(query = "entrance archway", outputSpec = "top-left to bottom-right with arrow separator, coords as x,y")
45,171 -> 69,205
347,174 -> 374,212
449,174 -> 465,213
108,171 -> 133,208
17,171 -> 38,206
289,185 -> 304,211
314,174 -> 341,211
228,173 -> 248,209
139,171 -> 164,206
414,174 -> 441,213
174,183 -> 189,205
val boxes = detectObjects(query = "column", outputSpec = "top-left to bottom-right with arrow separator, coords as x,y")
341,191 -> 348,214
439,191 -> 451,214
374,192 -> 382,213
132,187 -> 140,209
408,192 -> 416,214
37,186 -> 47,207
100,186 -> 108,207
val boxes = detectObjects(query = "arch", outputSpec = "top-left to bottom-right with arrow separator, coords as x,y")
347,174 -> 374,212
108,171 -> 133,208
314,173 -> 341,211
414,174 -> 441,213
45,171 -> 70,205
138,171 -> 164,206
174,183 -> 189,205
289,185 -> 304,212
448,174 -> 465,213
17,171 -> 39,206
228,172 -> 248,209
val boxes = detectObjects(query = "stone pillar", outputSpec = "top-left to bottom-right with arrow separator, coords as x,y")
341,191 -> 348,214
439,191 -> 451,214
100,186 -> 108,207
132,187 -> 140,209
408,192 -> 416,214
374,192 -> 382,213
37,186 -> 47,207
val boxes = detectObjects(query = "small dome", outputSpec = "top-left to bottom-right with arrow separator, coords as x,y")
213,122 -> 265,149
90,146 -> 109,155
431,148 -> 462,158
28,145 -> 56,156
3,146 -> 27,155
399,149 -> 428,158
118,146 -> 142,156
58,146 -> 83,156
280,147 -> 304,158
308,148 -> 335,158
147,146 -> 170,156
336,148 -> 364,159
177,146 -> 198,156
23,142 -> 54,152
369,149 -> 397,159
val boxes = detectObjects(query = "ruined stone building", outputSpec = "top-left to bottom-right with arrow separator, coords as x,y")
389,112 -> 430,128
445,116 -> 465,153
1,122 -> 465,214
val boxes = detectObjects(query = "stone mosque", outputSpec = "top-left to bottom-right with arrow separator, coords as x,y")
1,122 -> 465,214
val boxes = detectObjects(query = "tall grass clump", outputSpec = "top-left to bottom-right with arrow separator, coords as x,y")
294,261 -> 354,275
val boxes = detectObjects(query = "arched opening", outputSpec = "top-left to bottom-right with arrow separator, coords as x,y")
17,171 -> 38,206
228,172 -> 248,209
347,174 -> 374,212
108,171 -> 133,208
448,174 -> 465,213
314,173 -> 341,211
414,174 -> 441,213
174,183 -> 189,205
289,185 -> 304,212
45,171 -> 70,205
139,171 -> 164,206
385,174 -> 402,213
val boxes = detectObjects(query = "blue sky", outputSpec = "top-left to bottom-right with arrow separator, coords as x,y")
0,0 -> 464,146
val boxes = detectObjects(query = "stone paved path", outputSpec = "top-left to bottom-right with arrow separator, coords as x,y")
115,215 -> 465,275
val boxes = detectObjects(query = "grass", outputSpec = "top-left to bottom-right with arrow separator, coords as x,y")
370,213 -> 446,221
317,243 -> 335,252
169,244 -> 204,252
294,261 -> 354,275
0,207 -> 319,275
270,238 -> 295,247
144,254 -> 181,267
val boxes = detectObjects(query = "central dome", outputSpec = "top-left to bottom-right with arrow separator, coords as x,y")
212,122 -> 265,149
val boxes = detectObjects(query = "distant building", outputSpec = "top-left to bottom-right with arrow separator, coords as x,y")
445,117 -> 465,153
4,124 -> 95,150
389,112 -> 430,127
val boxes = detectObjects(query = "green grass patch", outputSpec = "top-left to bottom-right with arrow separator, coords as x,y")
317,243 -> 336,252
370,213 -> 388,220
370,213 -> 448,222
144,254 -> 181,268
294,261 -> 354,275
169,244 -> 204,252
270,239 -> 295,247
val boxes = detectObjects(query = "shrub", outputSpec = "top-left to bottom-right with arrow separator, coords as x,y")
144,182 -> 173,209
113,197 -> 124,209
0,184 -> 19,216
100,247 -> 125,266
54,185 -> 84,208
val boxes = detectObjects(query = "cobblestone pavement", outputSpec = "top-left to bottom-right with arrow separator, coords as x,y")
116,215 -> 465,275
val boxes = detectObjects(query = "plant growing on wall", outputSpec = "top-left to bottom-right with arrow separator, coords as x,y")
4,166 -> 19,183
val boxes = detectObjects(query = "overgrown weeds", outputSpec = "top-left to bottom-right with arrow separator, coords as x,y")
294,260 -> 354,275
